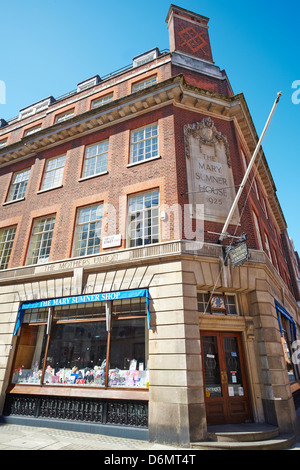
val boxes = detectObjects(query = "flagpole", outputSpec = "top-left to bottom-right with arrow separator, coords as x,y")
218,91 -> 282,243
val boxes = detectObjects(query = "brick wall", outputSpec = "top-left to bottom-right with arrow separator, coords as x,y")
172,65 -> 233,97
0,104 -> 180,268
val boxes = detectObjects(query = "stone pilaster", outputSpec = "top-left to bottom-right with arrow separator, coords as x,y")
148,261 -> 205,445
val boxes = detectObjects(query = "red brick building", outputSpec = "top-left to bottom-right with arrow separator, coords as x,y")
0,5 -> 299,446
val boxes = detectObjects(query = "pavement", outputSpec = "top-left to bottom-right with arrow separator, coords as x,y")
0,422 -> 188,451
0,410 -> 300,451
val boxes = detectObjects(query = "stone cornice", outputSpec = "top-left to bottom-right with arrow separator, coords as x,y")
0,75 -> 184,167
0,240 -> 298,317
0,239 -> 287,283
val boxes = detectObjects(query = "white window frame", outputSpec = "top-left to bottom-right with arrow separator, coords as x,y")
24,125 -> 42,136
264,232 -> 272,260
130,123 -> 158,164
91,93 -> 113,109
55,109 -> 74,124
7,168 -> 31,202
0,139 -> 7,149
253,211 -> 263,250
127,189 -> 159,248
77,75 -> 100,93
40,155 -> 66,191
0,226 -> 16,270
82,140 -> 109,179
132,76 -> 157,92
253,178 -> 260,201
272,246 -> 279,271
26,215 -> 56,265
72,204 -> 103,257
133,48 -> 159,67
19,97 -> 53,120
241,150 -> 248,173
262,196 -> 268,218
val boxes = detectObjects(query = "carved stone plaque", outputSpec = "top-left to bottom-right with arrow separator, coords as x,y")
184,118 -> 239,224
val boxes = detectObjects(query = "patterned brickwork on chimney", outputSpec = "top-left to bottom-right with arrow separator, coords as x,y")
166,5 -> 213,63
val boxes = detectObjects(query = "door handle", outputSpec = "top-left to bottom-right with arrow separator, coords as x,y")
221,371 -> 228,384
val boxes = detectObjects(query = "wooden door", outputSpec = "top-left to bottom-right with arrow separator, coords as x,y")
201,331 -> 251,425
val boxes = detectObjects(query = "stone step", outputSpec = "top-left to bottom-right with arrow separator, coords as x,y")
191,434 -> 297,450
207,423 -> 279,442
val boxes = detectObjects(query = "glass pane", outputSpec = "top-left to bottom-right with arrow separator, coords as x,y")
224,336 -> 244,397
44,321 -> 107,386
0,226 -> 16,270
226,295 -> 237,315
73,204 -> 102,257
53,302 -> 106,321
83,141 -> 108,177
128,190 -> 159,247
112,298 -> 146,317
197,293 -> 210,314
202,335 -> 222,398
12,324 -> 47,384
108,318 -> 148,388
27,215 -> 55,265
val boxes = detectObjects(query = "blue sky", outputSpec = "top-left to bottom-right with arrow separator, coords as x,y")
1,0 -> 299,251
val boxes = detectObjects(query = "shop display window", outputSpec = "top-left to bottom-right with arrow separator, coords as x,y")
280,315 -> 297,383
108,317 -> 148,388
12,309 -> 48,384
11,298 -> 148,389
44,320 -> 108,386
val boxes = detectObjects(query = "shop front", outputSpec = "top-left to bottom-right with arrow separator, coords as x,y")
3,290 -> 150,434
1,244 -> 299,444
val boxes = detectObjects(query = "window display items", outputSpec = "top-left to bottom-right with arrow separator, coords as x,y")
42,360 -> 107,386
12,361 -> 42,384
108,359 -> 149,388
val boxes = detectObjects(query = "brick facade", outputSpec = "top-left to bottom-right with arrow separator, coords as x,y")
0,5 -> 298,444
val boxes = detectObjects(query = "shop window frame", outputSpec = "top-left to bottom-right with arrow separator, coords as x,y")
10,298 -> 149,391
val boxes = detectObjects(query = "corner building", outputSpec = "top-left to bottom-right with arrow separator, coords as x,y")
0,5 -> 299,446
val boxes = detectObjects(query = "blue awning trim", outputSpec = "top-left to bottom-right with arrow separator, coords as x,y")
275,300 -> 297,340
14,289 -> 151,335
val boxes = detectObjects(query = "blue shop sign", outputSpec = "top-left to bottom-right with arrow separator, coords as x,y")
14,288 -> 151,335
